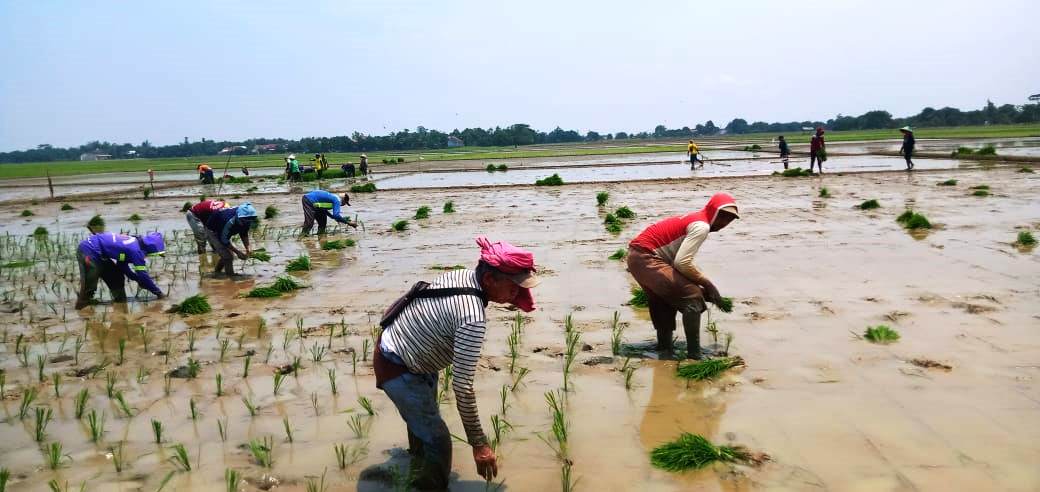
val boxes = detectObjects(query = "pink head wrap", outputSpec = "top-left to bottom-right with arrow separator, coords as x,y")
475,236 -> 539,312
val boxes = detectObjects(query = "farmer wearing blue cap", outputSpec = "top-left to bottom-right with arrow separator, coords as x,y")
301,189 -> 358,235
205,202 -> 257,276
74,232 -> 166,309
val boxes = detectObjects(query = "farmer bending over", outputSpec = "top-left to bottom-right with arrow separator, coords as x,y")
627,193 -> 739,359
371,236 -> 540,490
75,232 -> 166,309
204,203 -> 257,277
185,198 -> 228,254
301,189 -> 357,236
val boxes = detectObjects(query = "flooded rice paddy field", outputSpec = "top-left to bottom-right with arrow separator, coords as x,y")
0,166 -> 1039,491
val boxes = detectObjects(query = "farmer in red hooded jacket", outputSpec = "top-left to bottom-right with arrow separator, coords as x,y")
809,127 -> 826,173
369,236 -> 539,490
627,193 -> 739,359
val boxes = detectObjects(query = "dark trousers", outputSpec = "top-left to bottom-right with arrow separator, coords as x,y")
810,151 -> 824,171
205,230 -> 236,275
76,251 -> 126,307
904,150 -> 914,169
301,197 -> 328,235
382,370 -> 451,490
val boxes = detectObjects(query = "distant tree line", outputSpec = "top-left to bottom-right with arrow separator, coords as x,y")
2,100 -> 1038,164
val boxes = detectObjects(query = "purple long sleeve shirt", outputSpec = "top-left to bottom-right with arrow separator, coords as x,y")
78,233 -> 163,296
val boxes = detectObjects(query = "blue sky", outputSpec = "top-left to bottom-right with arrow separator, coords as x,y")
1,0 -> 1038,151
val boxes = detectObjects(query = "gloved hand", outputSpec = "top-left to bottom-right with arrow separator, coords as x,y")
472,444 -> 498,480
236,251 -> 248,261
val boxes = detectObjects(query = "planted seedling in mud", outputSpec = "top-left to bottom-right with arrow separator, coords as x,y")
186,358 -> 202,379
723,332 -> 735,356
623,363 -> 637,390
510,367 -> 530,392
629,287 -> 649,308
563,329 -> 582,391
74,388 -> 89,419
442,201 -> 456,214
44,442 -> 71,470
248,436 -> 274,467
334,442 -> 368,469
225,469 -> 241,492
896,210 -> 932,230
310,342 -> 327,362
1,468 -> 8,492
596,191 -> 609,206
347,414 -> 369,438
190,398 -> 199,420
604,213 -> 622,234
1015,231 -> 1037,247
857,199 -> 881,210
490,414 -> 513,452
305,468 -> 329,492
286,255 -> 312,272
358,396 -> 376,415
937,179 -> 958,186
18,387 -> 37,419
110,442 -> 127,473
351,182 -> 377,193
535,173 -> 565,186
321,239 -> 355,250
172,294 -> 211,315
36,354 -> 46,382
116,338 -> 126,365
273,372 -> 286,395
540,390 -> 569,460
219,338 -> 231,362
500,386 -> 509,415
650,433 -> 767,472
215,373 -> 224,396
151,419 -> 164,444
362,338 -> 372,361
610,311 -> 626,355
34,406 -> 53,441
165,443 -> 191,471
676,356 -> 745,381
414,206 -> 432,219
863,325 -> 900,344
1019,166 -> 1035,173
87,410 -> 105,442
283,416 -> 295,443
113,391 -> 134,417
391,220 -> 409,231
607,248 -> 627,261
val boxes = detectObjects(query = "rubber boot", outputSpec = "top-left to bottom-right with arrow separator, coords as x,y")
213,259 -> 227,277
655,328 -> 674,358
682,309 -> 702,360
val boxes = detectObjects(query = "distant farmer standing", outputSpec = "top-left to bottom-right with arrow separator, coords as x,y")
75,232 -> 166,309
899,126 -> 915,171
809,127 -> 826,173
186,198 -> 228,254
687,140 -> 703,169
627,193 -> 739,359
371,237 -> 540,490
778,135 -> 791,169
300,189 -> 358,236
359,154 -> 369,176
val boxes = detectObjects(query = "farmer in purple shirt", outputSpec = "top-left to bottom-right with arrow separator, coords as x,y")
75,232 -> 166,309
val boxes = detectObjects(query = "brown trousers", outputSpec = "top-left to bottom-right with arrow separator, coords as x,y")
627,245 -> 706,333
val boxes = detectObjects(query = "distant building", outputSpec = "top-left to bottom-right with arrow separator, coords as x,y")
447,136 -> 464,148
79,152 -> 112,161
1029,93 -> 1040,102
218,145 -> 247,155
252,143 -> 281,154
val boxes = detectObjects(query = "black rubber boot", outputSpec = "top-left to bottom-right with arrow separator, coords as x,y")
682,309 -> 702,360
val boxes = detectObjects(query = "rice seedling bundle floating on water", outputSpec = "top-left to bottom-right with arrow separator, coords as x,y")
414,206 -> 431,220
391,220 -> 409,232
20,210 -> 33,217
87,215 -> 105,232
776,167 -> 813,177
33,227 -> 48,236
676,356 -> 745,381
171,294 -> 211,315
615,206 -> 635,219
264,206 -> 279,219
535,174 -> 564,186
863,325 -> 900,344
350,183 -> 377,193
937,179 -> 957,186
629,287 -> 649,308
128,214 -> 142,222
285,255 -> 311,272
443,201 -> 455,213
249,249 -> 272,262
596,192 -> 609,206
608,249 -> 626,260
321,239 -> 355,250
1015,231 -> 1037,247
650,433 -> 764,472
271,276 -> 303,292
857,199 -> 881,210
61,203 -> 75,211
896,210 -> 931,230
247,287 -> 282,298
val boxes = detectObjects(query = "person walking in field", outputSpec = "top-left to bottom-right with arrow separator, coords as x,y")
185,198 -> 228,254
778,135 -> 791,169
809,127 -> 826,173
899,126 -> 915,171
204,203 -> 257,277
687,140 -> 704,169
300,189 -> 358,236
369,236 -> 540,490
75,232 -> 166,309
627,193 -> 739,359
288,154 -> 302,182
359,154 -> 369,176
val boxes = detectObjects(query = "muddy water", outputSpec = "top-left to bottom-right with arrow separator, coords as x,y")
1,167 -> 1038,491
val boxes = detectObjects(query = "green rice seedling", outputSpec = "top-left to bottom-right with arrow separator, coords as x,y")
650,432 -> 758,471
1,467 -> 8,492
248,437 -> 275,468
352,349 -> 358,374
242,396 -> 258,417
73,336 -> 84,364
169,443 -> 191,471
437,364 -> 453,404
34,406 -> 54,441
1015,231 -> 1037,247
778,167 -> 813,177
717,296 -> 734,313
347,414 -> 368,438
334,442 -> 368,469
180,202 -> 192,212
629,287 -> 649,308
358,396 -> 375,416
500,386 -> 509,415
261,205 -> 280,220
174,294 -> 211,315
624,365 -> 636,389
217,417 -> 228,442
604,213 -> 619,225
87,215 -> 105,232
249,249 -> 272,262
864,325 -> 900,343
186,358 -> 201,378
858,199 -> 881,210
496,164 -> 507,171
74,388 -> 89,419
51,372 -> 62,397
362,338 -> 371,361
977,144 -> 997,155
535,173 -> 564,186
486,163 -> 498,172
190,398 -> 198,420
937,179 -> 958,186
187,328 -> 196,352
164,373 -> 173,395
972,189 -> 990,197
541,390 -> 569,459
443,201 -> 455,213
723,332 -> 734,356
1019,166 -> 1035,173
128,214 -> 142,222
819,187 -> 832,198
113,391 -> 134,417
215,373 -> 223,396
563,329 -> 581,391
305,467 -> 329,492
62,203 -> 75,211
225,469 -> 241,492
19,386 -> 38,419
273,372 -> 286,395
156,472 -> 175,492
510,367 -> 530,392
414,206 -> 431,219
20,209 -> 33,217
44,441 -> 71,470
33,226 -> 49,236
676,356 -> 745,381
896,209 -> 914,224
218,338 -> 231,362
110,442 -> 126,472
970,185 -> 990,190
610,311 -> 625,355
596,191 -> 609,206
897,210 -> 931,229
283,416 -> 294,443
265,343 -> 274,363
246,286 -> 281,298
116,338 -> 126,365
87,410 -> 105,442
321,239 -> 355,250
0,372 -> 4,398
322,367 -> 337,395
489,414 -> 513,452
615,206 -> 635,219
350,182 -> 377,193
150,419 -> 164,443
310,342 -> 327,362
559,460 -> 579,492
391,220 -> 409,231
286,255 -> 311,272
36,354 -> 46,382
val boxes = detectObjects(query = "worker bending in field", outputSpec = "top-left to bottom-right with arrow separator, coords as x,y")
301,189 -> 357,235
688,140 -> 703,169
370,237 -> 539,490
205,203 -> 257,277
75,232 -> 166,309
198,163 -> 215,184
627,193 -> 739,359
185,198 -> 228,254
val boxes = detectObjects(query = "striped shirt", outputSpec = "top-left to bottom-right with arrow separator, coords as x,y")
380,269 -> 488,445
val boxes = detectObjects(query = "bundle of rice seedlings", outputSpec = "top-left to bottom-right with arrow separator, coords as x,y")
778,167 -> 813,177
608,249 -> 626,260
972,189 -> 990,197
249,249 -> 272,262
264,206 -> 279,219
596,192 -> 609,206
1015,231 -> 1037,247
391,220 -> 408,231
629,287 -> 649,308
20,210 -> 33,217
61,203 -> 75,211
350,183 -> 377,193
970,185 -> 989,190
33,227 -> 48,236
937,179 -> 957,186
443,201 -> 455,213
676,356 -> 745,381
87,215 -> 105,232
857,199 -> 881,210
271,276 -> 303,292
496,164 -> 508,171
247,287 -> 282,298
897,211 -> 931,229
414,206 -> 431,220
128,214 -> 142,222
819,187 -> 831,198
285,255 -> 311,272
321,239 -> 355,250
716,297 -> 734,313
173,295 -> 211,315
615,206 -> 635,219
1019,167 -> 1035,173
535,174 -> 564,186
485,164 -> 497,172
650,433 -> 763,472
863,325 -> 900,344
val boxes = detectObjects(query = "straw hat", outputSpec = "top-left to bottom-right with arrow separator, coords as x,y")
899,126 -> 913,133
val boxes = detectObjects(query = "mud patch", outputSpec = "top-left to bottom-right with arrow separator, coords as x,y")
909,358 -> 953,371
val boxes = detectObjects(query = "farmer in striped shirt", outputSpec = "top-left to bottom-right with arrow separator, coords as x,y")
373,237 -> 539,490
627,193 -> 739,359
